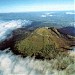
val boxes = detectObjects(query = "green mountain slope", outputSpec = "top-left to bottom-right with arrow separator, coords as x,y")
14,27 -> 73,59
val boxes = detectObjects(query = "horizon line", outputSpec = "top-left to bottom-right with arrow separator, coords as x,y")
0,10 -> 74,13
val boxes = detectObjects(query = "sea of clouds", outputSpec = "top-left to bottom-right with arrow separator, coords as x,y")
0,20 -> 32,42
66,12 -> 75,15
0,15 -> 75,75
41,12 -> 75,18
0,48 -> 66,75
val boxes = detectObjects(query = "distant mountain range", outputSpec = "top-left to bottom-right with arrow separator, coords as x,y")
58,26 -> 75,36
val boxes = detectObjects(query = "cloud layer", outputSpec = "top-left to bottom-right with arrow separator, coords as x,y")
41,13 -> 53,17
0,48 -> 63,75
0,20 -> 32,42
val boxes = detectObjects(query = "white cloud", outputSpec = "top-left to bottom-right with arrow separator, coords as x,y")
41,13 -> 53,17
66,12 -> 75,14
0,20 -> 32,42
0,48 -> 67,75
41,15 -> 46,17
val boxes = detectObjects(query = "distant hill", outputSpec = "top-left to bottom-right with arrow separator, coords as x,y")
58,26 -> 75,36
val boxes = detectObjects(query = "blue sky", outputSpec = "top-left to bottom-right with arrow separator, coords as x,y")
0,0 -> 74,13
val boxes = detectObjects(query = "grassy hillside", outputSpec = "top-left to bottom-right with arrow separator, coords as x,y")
12,27 -> 75,71
14,27 -> 71,59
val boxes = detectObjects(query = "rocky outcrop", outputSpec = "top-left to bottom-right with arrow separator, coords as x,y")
58,26 -> 75,36
0,37 -> 13,50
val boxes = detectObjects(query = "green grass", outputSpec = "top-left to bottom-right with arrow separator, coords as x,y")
14,27 -> 69,59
